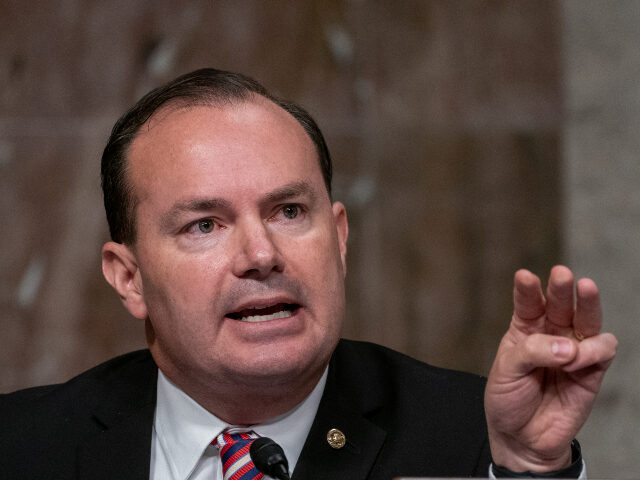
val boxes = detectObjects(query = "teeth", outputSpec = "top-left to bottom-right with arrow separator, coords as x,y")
241,309 -> 292,323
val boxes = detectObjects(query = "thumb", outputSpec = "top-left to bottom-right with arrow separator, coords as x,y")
503,334 -> 579,376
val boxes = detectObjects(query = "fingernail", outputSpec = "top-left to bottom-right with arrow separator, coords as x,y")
552,340 -> 572,356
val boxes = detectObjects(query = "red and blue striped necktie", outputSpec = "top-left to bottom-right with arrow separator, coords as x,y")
214,431 -> 265,480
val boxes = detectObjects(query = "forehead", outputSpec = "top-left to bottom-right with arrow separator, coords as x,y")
126,98 -> 324,204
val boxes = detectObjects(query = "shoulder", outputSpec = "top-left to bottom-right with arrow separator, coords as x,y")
0,349 -> 156,427
2,349 -> 154,400
0,350 -> 157,476
332,338 -> 486,392
330,339 -> 487,430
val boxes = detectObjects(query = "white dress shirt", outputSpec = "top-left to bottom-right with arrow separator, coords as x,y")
150,369 -> 327,480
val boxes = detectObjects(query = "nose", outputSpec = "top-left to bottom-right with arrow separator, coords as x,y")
231,218 -> 284,279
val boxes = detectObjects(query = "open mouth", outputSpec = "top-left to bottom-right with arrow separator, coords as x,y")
226,303 -> 300,323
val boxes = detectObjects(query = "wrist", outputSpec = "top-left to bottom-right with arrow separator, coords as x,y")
492,440 -> 582,478
488,433 -> 573,472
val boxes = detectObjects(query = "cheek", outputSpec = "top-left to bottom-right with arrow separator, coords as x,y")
293,231 -> 346,306
140,254 -> 223,322
309,228 -> 344,278
143,245 -> 224,288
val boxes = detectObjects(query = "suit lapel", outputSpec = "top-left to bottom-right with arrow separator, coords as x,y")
76,352 -> 158,480
292,390 -> 386,480
292,341 -> 387,480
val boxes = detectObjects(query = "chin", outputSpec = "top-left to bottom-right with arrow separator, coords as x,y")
227,344 -> 331,385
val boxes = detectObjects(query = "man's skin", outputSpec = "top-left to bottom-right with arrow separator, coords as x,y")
102,94 -> 617,473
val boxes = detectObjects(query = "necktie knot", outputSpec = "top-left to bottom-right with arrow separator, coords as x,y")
214,431 -> 264,480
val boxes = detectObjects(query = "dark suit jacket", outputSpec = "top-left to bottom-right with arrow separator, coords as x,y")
0,339 -> 491,479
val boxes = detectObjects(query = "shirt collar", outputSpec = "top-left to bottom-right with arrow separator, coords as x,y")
154,368 -> 327,480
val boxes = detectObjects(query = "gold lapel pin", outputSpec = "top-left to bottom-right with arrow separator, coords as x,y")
326,428 -> 346,449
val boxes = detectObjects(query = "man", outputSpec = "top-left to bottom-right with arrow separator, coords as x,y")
0,68 -> 617,479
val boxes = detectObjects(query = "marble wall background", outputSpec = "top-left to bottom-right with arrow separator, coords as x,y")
1,1 -> 635,476
562,2 -> 640,476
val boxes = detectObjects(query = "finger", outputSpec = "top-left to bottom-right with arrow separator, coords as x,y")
563,332 -> 618,373
513,269 -> 546,333
545,265 -> 575,333
505,333 -> 578,375
573,278 -> 602,339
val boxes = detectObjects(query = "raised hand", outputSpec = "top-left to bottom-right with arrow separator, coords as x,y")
484,266 -> 617,472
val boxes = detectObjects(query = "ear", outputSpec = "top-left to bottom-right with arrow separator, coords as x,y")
102,241 -> 148,319
332,201 -> 349,276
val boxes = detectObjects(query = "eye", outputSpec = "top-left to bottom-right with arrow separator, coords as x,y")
196,218 -> 215,233
282,204 -> 299,219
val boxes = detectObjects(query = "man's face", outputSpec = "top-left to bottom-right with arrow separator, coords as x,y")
117,98 -> 348,400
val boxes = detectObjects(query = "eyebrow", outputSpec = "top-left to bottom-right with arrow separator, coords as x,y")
160,197 -> 231,231
263,181 -> 317,204
159,181 -> 317,231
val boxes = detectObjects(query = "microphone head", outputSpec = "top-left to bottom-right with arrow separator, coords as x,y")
249,437 -> 290,480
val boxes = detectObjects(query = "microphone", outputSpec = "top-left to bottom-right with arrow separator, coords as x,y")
249,437 -> 291,480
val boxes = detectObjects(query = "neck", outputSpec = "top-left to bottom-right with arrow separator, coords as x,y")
160,363 -> 327,425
